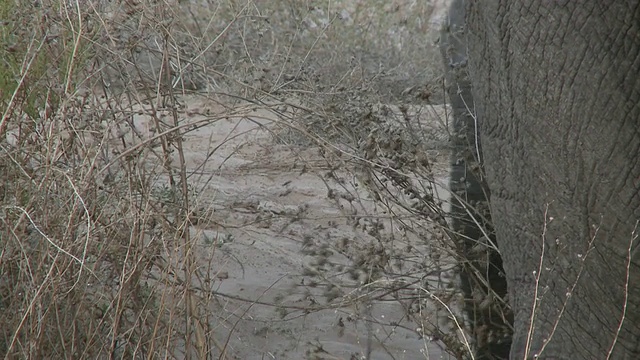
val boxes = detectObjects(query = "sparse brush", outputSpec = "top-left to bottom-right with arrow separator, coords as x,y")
0,0 -> 480,359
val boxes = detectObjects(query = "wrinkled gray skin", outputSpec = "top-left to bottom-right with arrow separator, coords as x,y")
442,1 -> 640,359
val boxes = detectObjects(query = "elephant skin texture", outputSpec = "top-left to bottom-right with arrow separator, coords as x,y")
443,1 -> 640,359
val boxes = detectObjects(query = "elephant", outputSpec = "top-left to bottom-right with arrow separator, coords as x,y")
441,1 -> 640,359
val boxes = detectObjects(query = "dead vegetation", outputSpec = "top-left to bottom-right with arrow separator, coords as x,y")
0,0 -> 493,359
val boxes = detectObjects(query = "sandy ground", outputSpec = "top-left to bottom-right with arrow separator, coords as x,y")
120,91 -> 457,360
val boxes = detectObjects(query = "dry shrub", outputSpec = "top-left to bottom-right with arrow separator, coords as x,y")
0,0 -> 480,358
0,0 -> 222,357
275,92 -> 477,358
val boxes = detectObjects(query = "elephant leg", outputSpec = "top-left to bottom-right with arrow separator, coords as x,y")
466,1 -> 640,358
440,0 -> 512,358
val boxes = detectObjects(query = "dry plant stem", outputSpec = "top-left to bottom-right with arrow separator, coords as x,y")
419,286 -> 474,360
461,88 -> 481,162
295,15 -> 337,84
61,0 -> 83,96
6,206 -> 93,274
159,27 -> 207,359
523,204 -> 549,358
147,247 -> 171,360
0,34 -> 44,138
54,170 -> 93,301
606,220 -> 639,359
97,114 -> 221,176
535,233 -> 596,357
191,2 -> 249,65
453,193 -> 497,253
527,205 -> 599,358
4,252 -> 60,359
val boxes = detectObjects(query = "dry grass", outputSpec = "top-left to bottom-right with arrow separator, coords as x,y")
0,0 -> 483,359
